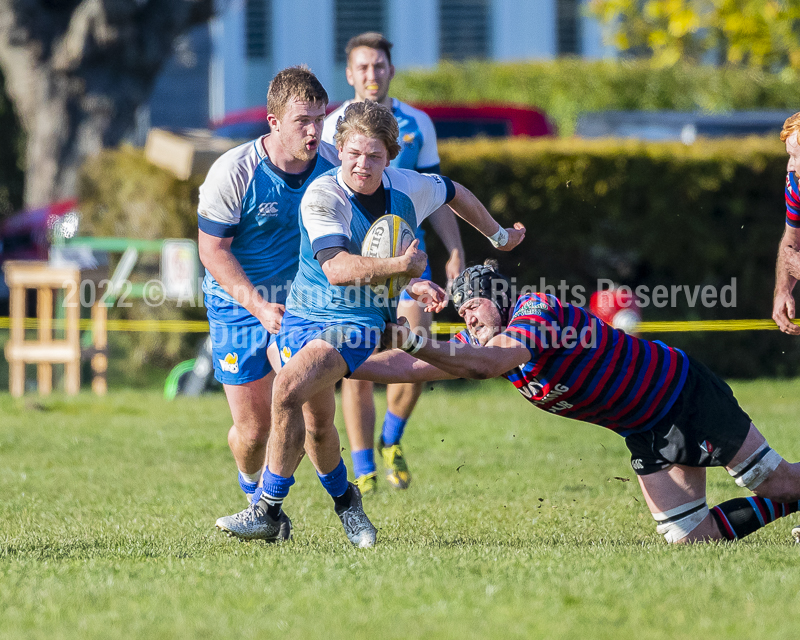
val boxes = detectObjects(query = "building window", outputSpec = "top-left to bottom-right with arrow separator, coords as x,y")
334,0 -> 386,63
439,0 -> 490,61
557,0 -> 582,56
246,0 -> 271,59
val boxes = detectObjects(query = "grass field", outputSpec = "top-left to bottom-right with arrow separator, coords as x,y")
2,377 -> 800,639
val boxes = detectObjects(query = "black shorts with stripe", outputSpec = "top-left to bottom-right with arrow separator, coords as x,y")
625,357 -> 752,476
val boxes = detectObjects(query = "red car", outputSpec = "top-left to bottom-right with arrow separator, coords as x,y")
211,103 -> 554,140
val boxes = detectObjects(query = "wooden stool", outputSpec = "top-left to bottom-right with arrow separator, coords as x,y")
3,260 -> 108,396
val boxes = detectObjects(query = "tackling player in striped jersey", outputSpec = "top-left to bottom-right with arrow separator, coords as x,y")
355,261 -> 800,544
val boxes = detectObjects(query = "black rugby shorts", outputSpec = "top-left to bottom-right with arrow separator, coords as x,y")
625,357 -> 752,476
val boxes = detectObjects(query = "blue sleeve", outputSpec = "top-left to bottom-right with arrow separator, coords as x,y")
441,176 -> 456,203
417,163 -> 441,175
311,233 -> 349,257
198,214 -> 237,238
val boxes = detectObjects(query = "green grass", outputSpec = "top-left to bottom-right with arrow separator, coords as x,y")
2,378 -> 800,639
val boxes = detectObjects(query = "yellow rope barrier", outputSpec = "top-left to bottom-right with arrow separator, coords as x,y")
0,317 -> 796,334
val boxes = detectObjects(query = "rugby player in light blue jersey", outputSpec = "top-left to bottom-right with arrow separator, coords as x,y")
217,100 -> 524,546
198,67 -> 339,542
323,32 -> 466,494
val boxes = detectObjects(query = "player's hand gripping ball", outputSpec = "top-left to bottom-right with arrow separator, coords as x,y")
361,214 -> 415,297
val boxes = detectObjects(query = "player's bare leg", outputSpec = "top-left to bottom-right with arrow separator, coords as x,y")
269,340 -> 376,546
638,423 -> 800,543
638,465 -> 722,543
269,341 -> 348,477
341,378 -> 379,493
223,371 -> 274,500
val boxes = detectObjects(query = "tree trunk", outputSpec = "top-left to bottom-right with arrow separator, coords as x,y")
0,0 -> 213,208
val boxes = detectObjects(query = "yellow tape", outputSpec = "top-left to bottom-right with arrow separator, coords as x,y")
0,317 -> 796,334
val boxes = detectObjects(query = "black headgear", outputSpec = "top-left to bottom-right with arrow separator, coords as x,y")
451,262 -> 514,320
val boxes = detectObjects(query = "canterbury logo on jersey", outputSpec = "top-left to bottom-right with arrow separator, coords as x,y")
257,202 -> 279,220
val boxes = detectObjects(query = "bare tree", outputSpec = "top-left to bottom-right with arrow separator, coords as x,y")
0,0 -> 214,207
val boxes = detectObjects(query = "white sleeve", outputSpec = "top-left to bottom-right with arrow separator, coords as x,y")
300,175 -> 353,252
389,168 -> 449,227
322,103 -> 347,146
318,140 -> 341,166
197,142 -> 257,225
415,110 -> 440,170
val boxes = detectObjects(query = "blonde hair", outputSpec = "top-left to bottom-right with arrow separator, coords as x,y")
334,100 -> 401,160
780,112 -> 800,144
267,65 -> 328,120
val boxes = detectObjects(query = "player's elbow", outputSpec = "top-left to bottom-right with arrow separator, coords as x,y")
321,264 -> 350,287
463,362 -> 496,380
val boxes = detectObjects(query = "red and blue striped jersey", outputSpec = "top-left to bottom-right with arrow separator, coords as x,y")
454,293 -> 688,436
786,172 -> 800,228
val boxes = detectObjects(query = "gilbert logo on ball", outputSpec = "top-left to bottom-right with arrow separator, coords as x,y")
361,214 -> 415,297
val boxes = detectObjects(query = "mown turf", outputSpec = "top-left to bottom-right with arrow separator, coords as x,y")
2,378 -> 800,639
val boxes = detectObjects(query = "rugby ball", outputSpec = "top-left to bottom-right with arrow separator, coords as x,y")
361,214 -> 415,297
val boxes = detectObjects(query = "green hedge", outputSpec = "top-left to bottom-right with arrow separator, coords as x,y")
393,60 -> 800,136
422,134 -> 799,378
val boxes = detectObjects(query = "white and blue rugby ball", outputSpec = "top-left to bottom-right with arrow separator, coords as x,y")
361,214 -> 415,297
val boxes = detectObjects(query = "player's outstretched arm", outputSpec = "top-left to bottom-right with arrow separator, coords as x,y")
385,323 -> 531,380
350,349 -> 458,384
448,182 -> 525,252
321,240 -> 427,286
772,224 -> 800,335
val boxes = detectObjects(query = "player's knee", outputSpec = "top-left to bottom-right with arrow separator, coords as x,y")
272,374 -> 305,411
728,443 -> 785,493
229,422 -> 269,449
652,497 -> 710,544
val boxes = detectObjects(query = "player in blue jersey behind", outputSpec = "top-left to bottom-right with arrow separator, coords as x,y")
323,32 -> 466,494
216,101 -> 525,546
198,66 -> 339,540
355,260 -> 800,544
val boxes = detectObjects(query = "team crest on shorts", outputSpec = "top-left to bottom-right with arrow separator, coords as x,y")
281,346 -> 292,363
219,352 -> 239,374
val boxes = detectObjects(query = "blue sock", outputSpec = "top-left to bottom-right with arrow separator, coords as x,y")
238,472 -> 258,497
381,411 -> 407,446
317,458 -> 350,498
351,448 -> 376,478
259,468 -> 295,500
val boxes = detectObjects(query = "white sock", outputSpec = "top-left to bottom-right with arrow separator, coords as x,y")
239,469 -> 261,484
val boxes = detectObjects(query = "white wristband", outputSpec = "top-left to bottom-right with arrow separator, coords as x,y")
488,226 -> 509,248
400,331 -> 426,355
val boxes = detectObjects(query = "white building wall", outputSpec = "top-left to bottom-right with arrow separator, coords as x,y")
208,0 -> 619,117
492,0 -> 556,60
388,0 -> 439,68
210,0 -> 247,119
273,0 -> 337,98
581,4 -> 617,59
